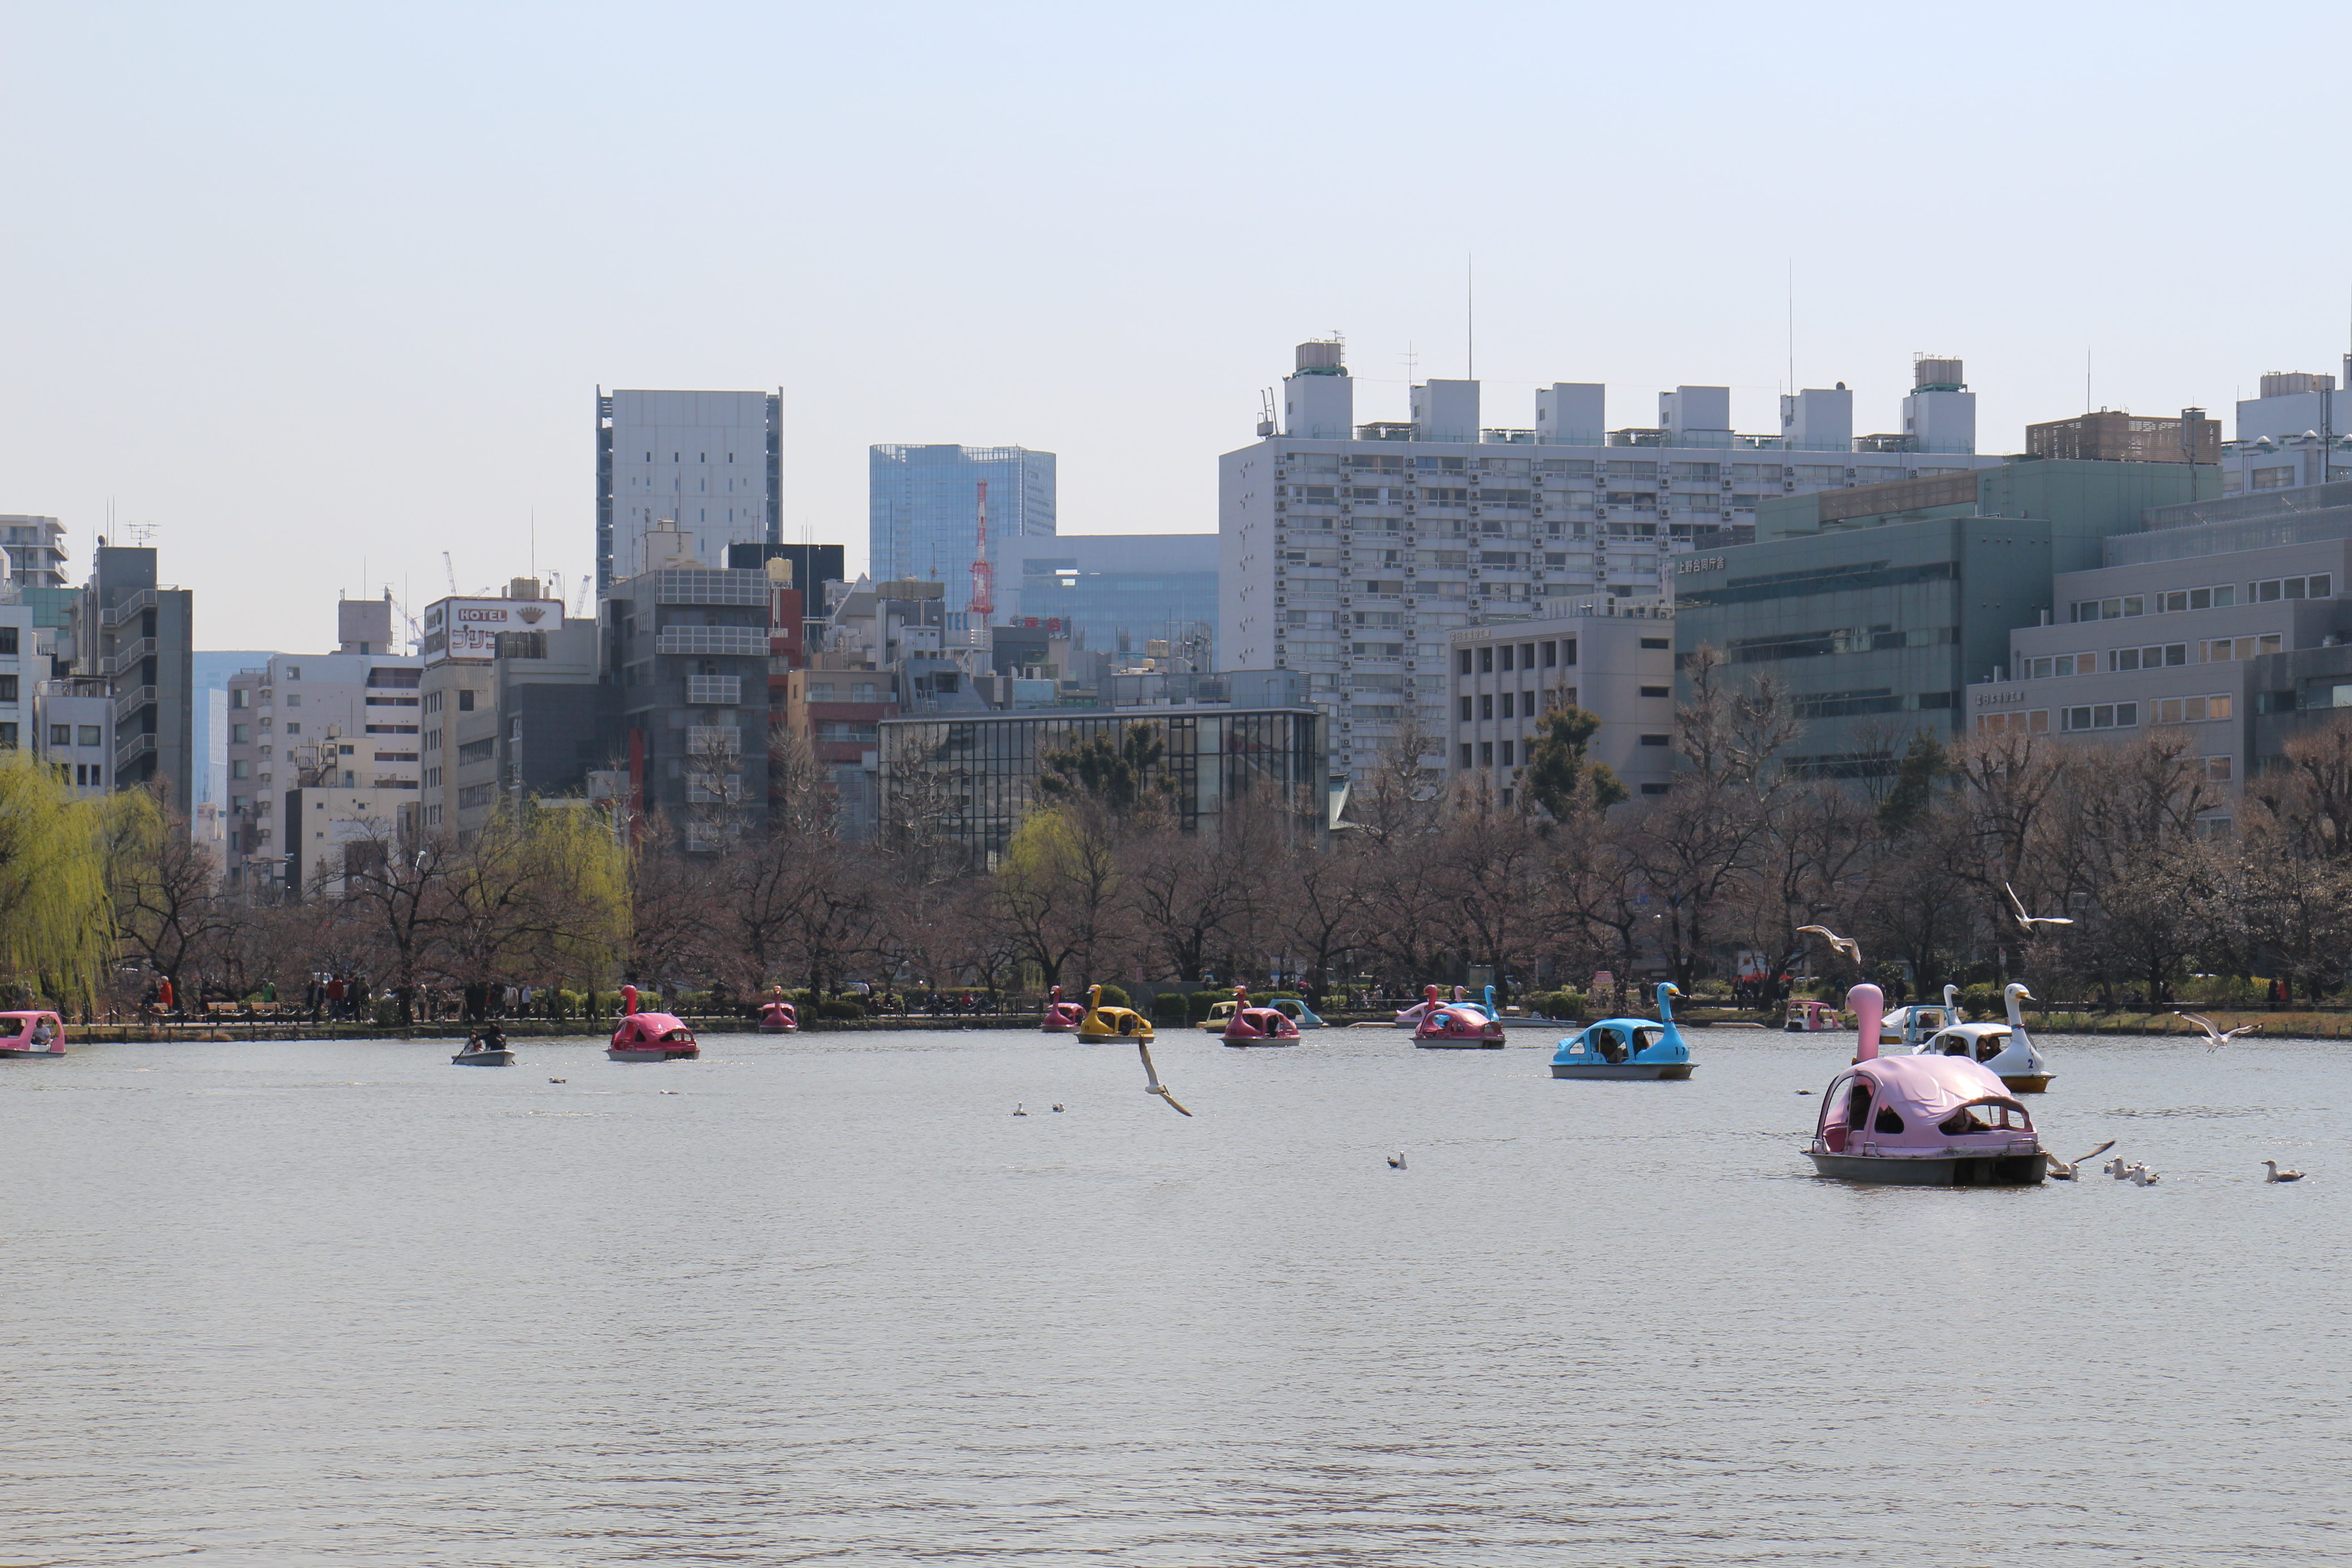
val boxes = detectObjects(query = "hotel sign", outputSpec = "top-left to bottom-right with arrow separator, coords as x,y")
421,598 -> 564,664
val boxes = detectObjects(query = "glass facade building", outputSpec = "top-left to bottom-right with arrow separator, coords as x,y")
869,444 -> 1056,589
1000,533 -> 1220,662
880,705 -> 1324,868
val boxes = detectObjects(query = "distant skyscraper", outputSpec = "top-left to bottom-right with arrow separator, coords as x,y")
597,388 -> 781,590
868,445 -> 1055,588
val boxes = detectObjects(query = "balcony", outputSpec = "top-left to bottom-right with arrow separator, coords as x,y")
686,674 -> 742,705
655,626 -> 766,657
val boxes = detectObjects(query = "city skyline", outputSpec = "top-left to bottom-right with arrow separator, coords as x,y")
5,4 -> 2348,636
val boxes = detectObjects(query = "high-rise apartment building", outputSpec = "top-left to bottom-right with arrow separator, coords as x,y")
67,545 -> 194,815
224,599 -> 423,894
0,517 -> 68,587
1220,341 -> 2008,782
596,388 -> 782,590
869,444 -> 1055,590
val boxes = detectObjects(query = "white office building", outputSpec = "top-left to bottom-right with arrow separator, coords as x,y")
1220,341 -> 2008,782
597,388 -> 782,590
224,600 -> 422,894
0,593 -> 33,752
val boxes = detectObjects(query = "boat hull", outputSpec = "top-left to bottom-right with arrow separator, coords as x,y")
2000,1074 -> 2053,1094
1550,1061 -> 1693,1079
1223,1038 -> 1299,1048
452,1050 -> 514,1065
759,1023 -> 798,1034
0,1046 -> 63,1059
607,1047 -> 698,1061
1076,1031 -> 1147,1044
1805,1150 -> 2045,1186
1416,1039 -> 1505,1050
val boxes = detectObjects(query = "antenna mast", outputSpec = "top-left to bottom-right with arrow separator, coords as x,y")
967,480 -> 995,618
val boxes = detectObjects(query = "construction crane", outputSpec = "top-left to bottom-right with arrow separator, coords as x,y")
381,585 -> 424,648
967,481 -> 994,618
443,551 -> 458,595
574,573 -> 592,617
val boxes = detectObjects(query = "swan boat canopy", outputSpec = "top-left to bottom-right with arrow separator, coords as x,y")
1268,996 -> 1327,1029
1414,985 -> 1505,1048
1804,983 -> 2044,1186
1075,985 -> 1154,1044
0,1011 -> 65,1059
609,985 -> 700,1061
1914,983 -> 2052,1093
1222,987 -> 1302,1047
1551,983 -> 1695,1080
1040,984 -> 1085,1034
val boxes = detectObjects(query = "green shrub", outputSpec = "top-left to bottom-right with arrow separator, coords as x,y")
1186,990 -> 1224,1021
1148,992 -> 1190,1021
1535,990 -> 1588,1019
372,998 -> 399,1027
1093,984 -> 1129,1009
817,998 -> 865,1020
1957,982 -> 2003,1021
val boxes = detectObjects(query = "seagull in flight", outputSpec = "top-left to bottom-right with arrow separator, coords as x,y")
2004,882 -> 2075,932
1136,1041 -> 1192,1117
2263,1160 -> 2306,1183
2044,1139 -> 2117,1180
2174,1013 -> 2261,1051
1795,925 -> 1862,966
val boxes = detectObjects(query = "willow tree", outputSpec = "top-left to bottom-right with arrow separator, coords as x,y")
0,753 -> 118,1007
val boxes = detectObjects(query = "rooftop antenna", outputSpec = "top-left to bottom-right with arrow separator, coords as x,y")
1465,254 -> 1476,380
1786,258 -> 1795,395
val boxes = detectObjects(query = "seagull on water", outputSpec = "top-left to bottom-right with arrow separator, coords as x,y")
1051,1102 -> 1065,1112
1136,1041 -> 1192,1117
548,1078 -> 566,1084
2174,1013 -> 2261,1052
2044,1139 -> 2117,1180
1387,1152 -> 1407,1169
1795,925 -> 1862,967
2127,1164 -> 2161,1186
2004,882 -> 2075,933
2264,1160 -> 2306,1183
2102,1155 -> 2132,1179
1012,1102 -> 1029,1117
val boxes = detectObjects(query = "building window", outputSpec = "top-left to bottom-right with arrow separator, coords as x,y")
2071,596 -> 2146,622
2251,466 -> 2297,490
1640,781 -> 1669,795
2200,634 -> 2282,663
1639,733 -> 1670,746
1459,696 -> 1474,722
1480,694 -> 1494,720
2158,585 -> 2238,612
457,690 -> 475,711
77,725 -> 101,747
2251,574 -> 2332,602
1500,740 -> 1514,766
0,723 -> 14,749
1640,686 -> 1671,698
1500,692 -> 1514,719
1459,743 -> 1473,768
47,723 -> 69,746
2204,755 -> 2234,781
1638,638 -> 1667,652
1479,742 -> 1493,765
1456,650 -> 1472,676
284,666 -> 300,680
1499,645 -> 1514,672
0,676 -> 14,703
2062,702 -> 2142,731
2151,694 -> 2232,724
231,760 -> 250,778
1977,709 -> 2050,735
2107,643 -> 2187,671
0,628 -> 15,655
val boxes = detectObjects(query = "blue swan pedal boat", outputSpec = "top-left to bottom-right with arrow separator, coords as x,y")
1550,982 -> 1697,1080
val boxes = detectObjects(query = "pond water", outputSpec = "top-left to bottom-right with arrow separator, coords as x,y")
1,1024 -> 2342,1564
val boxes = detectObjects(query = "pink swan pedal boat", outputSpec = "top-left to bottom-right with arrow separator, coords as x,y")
1040,984 -> 1086,1034
1413,985 -> 1505,1049
608,985 -> 700,1061
757,987 -> 798,1034
1804,984 -> 2043,1186
0,1011 -> 65,1059
1220,986 -> 1301,1047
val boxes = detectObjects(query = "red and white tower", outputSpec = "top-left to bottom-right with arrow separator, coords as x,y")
967,480 -> 995,618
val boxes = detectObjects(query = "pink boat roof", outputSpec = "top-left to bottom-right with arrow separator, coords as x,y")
1853,1054 -> 2015,1111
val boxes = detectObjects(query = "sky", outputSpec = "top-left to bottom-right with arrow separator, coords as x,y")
4,0 -> 2350,653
